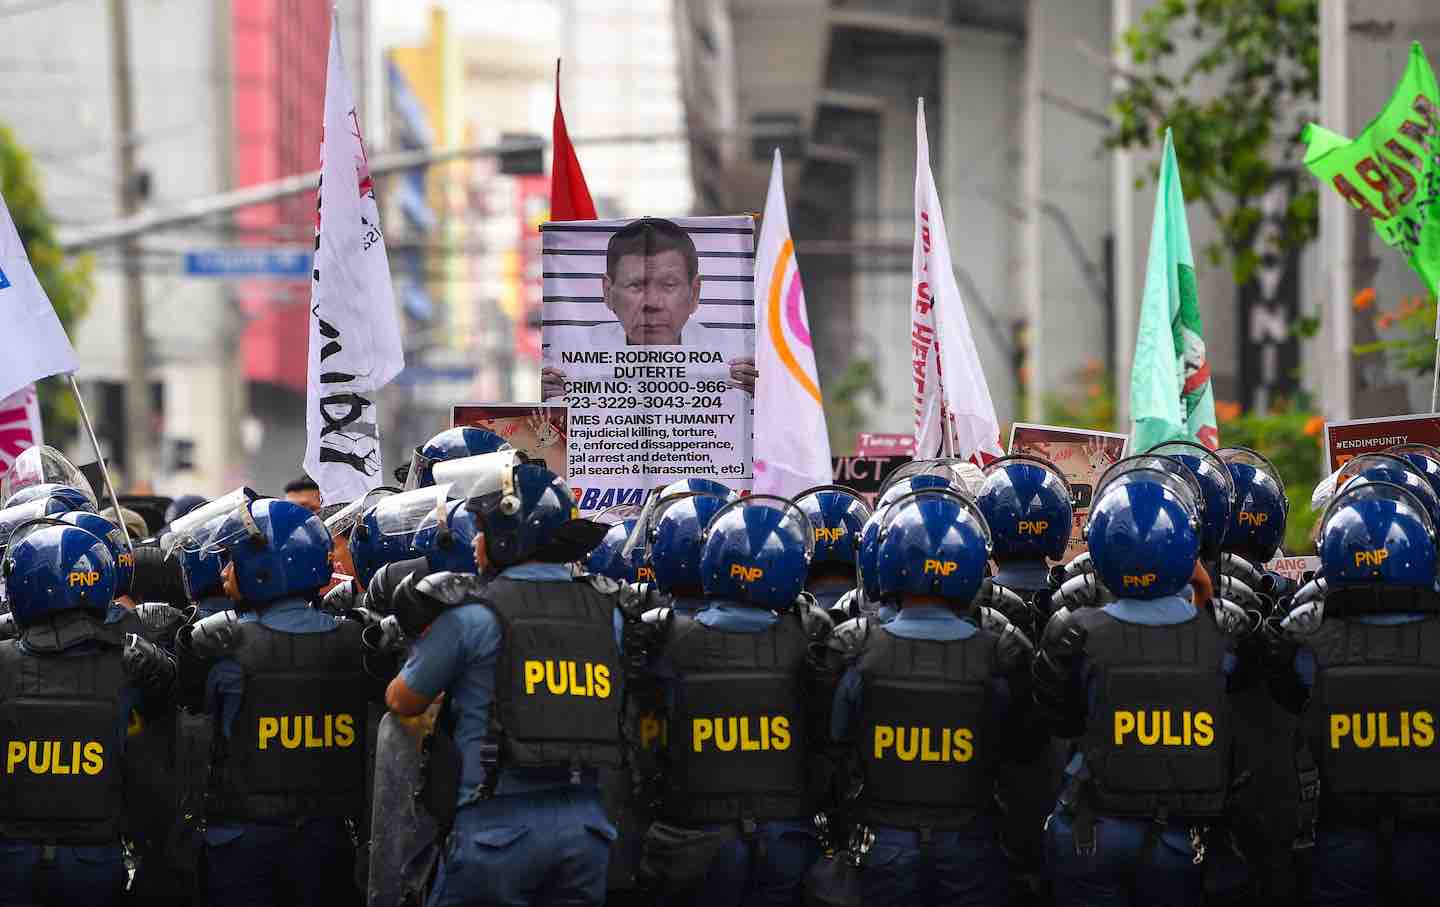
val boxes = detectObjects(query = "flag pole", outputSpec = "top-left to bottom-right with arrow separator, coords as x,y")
1431,332 -> 1440,413
67,374 -> 132,550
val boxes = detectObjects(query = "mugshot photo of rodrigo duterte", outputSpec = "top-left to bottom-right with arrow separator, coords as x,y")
541,217 -> 757,399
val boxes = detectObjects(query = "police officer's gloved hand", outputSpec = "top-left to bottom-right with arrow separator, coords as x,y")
1033,612 -> 1087,737
322,578 -> 362,615
132,602 -> 187,647
390,572 -> 452,639
123,632 -> 177,692
974,580 -> 1035,630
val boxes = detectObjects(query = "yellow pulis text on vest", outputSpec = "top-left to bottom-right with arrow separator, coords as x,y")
1113,710 -> 1214,746
257,714 -> 356,750
5,740 -> 104,775
872,725 -> 974,762
1329,711 -> 1434,749
523,659 -> 612,698
691,715 -> 791,752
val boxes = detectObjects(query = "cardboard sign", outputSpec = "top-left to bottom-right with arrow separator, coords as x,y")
1322,412 -> 1440,471
854,433 -> 915,458
451,403 -> 569,482
1265,554 -> 1321,583
1007,422 -> 1129,561
830,456 -> 910,505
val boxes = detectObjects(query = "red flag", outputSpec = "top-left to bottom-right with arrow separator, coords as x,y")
551,60 -> 596,221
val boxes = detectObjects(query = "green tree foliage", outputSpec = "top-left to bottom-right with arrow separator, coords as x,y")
0,124 -> 92,437
1107,0 -> 1320,284
825,358 -> 883,455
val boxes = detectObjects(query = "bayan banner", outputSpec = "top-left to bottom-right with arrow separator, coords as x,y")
1008,422 -> 1129,561
539,216 -> 756,514
451,403 -> 568,481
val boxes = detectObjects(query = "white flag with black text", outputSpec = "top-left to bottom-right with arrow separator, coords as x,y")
303,14 -> 404,505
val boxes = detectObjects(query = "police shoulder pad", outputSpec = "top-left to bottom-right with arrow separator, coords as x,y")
640,606 -> 672,626
826,615 -> 872,657
414,571 -> 487,608
189,610 -> 242,658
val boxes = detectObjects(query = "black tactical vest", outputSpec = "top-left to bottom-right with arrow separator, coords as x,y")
660,610 -> 810,823
486,578 -> 625,773
1303,616 -> 1440,824
209,620 -> 369,821
855,627 -> 996,828
1076,609 -> 1231,818
0,632 -> 125,843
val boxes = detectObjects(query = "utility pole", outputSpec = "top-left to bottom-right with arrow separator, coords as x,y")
108,0 -> 151,488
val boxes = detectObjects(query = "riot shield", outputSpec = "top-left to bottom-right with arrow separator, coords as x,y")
367,707 -> 443,907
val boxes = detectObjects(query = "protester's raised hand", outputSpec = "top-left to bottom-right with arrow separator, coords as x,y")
541,367 -> 569,401
727,357 -> 758,395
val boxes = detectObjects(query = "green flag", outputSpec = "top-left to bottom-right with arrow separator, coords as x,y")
1130,129 -> 1219,452
1303,42 -> 1440,300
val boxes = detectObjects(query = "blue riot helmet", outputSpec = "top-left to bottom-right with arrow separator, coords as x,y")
1387,443 -> 1440,503
349,484 -> 451,585
321,487 -> 399,540
794,485 -> 872,569
1318,480 -> 1437,588
977,454 -> 1073,563
412,499 -> 482,575
648,493 -> 731,594
584,504 -> 651,584
402,426 -> 513,491
875,489 -> 992,605
171,517 -> 227,602
699,495 -> 813,608
444,452 -> 605,568
1085,465 -> 1203,600
3,483 -> 96,513
1,445 -> 98,511
1216,447 -> 1288,563
1145,441 -> 1234,557
57,511 -> 133,597
200,498 -> 333,604
164,494 -> 208,526
657,478 -> 740,505
1332,453 -> 1440,531
1,523 -> 115,627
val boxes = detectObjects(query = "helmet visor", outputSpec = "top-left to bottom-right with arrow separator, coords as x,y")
876,488 -> 994,550
1334,453 -> 1440,518
879,458 -> 982,499
1093,465 -> 1203,517
1146,441 -> 1235,500
432,450 -> 528,502
1216,446 -> 1284,490
198,500 -> 270,558
323,487 -> 397,537
400,447 -> 436,492
794,484 -> 875,522
1321,479 -> 1439,541
981,454 -> 1071,493
1,445 -> 97,508
0,501 -> 57,549
167,488 -> 256,555
1095,455 -> 1204,510
374,484 -> 454,538
1,515 -> 69,553
704,494 -> 816,561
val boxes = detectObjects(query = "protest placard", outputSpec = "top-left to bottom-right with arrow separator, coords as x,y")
1008,422 -> 1129,561
1322,412 -> 1440,471
540,216 -> 756,514
451,404 -> 568,481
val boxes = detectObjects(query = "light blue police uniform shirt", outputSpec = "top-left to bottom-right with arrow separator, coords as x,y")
832,605 -> 1003,744
204,597 -> 342,844
398,563 -> 624,806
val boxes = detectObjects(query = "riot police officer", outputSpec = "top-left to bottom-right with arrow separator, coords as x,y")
795,485 -> 872,623
640,496 -> 822,906
381,454 -> 620,907
831,489 -> 1037,906
0,521 -> 175,906
976,455 -> 1074,626
1036,462 -> 1235,907
182,498 -> 374,907
1272,480 -> 1440,906
647,490 -> 737,617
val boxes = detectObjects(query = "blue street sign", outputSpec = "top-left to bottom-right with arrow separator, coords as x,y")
183,248 -> 313,279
